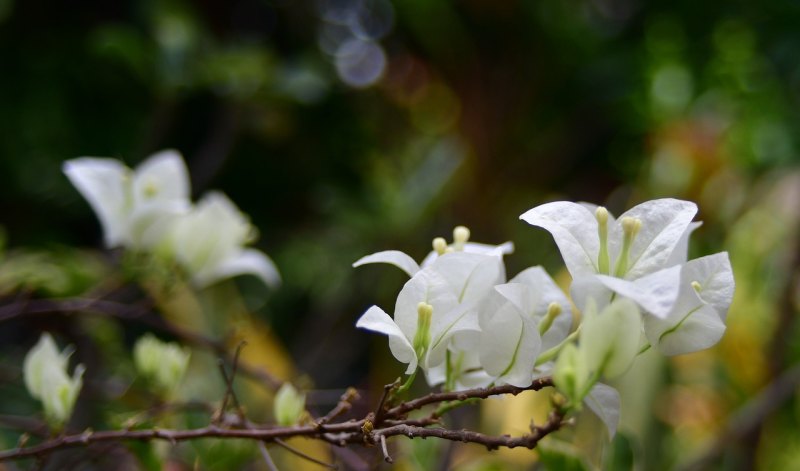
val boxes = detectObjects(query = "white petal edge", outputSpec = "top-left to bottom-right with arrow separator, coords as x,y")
63,158 -> 130,247
195,248 -> 281,288
353,250 -> 421,277
356,305 -> 417,374
585,383 -> 621,438
520,201 -> 601,278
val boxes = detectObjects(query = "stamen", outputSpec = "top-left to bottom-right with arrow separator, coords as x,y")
413,302 -> 433,359
143,180 -> 159,198
614,216 -> 642,277
691,281 -> 702,292
539,302 -> 563,335
453,225 -> 470,251
432,237 -> 448,255
596,207 -> 610,275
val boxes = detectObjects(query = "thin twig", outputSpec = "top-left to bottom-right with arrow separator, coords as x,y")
275,438 -> 338,469
258,441 -> 280,471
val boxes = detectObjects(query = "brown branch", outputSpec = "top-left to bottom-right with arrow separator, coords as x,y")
383,377 -> 554,419
0,379 -> 565,462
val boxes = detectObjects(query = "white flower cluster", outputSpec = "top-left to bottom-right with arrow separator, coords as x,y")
63,150 -> 280,288
355,199 -> 734,425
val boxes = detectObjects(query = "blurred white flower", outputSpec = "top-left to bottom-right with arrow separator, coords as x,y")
63,150 -> 191,249
23,333 -> 85,428
165,192 -> 280,288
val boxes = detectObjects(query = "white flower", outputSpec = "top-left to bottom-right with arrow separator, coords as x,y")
166,192 -> 281,288
63,150 -> 191,249
596,252 -> 734,355
356,251 -> 505,374
133,334 -> 191,395
477,266 -> 572,387
352,225 -> 513,278
520,199 -> 697,281
23,333 -> 85,427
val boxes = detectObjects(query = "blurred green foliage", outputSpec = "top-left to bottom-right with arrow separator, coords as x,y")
1,0 -> 799,469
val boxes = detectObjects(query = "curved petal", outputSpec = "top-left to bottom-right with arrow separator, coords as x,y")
595,265 -> 683,319
520,202 -> 600,278
356,305 -> 417,374
580,299 -> 641,377
62,158 -> 130,247
507,266 -> 573,348
682,252 -> 735,318
420,241 -> 514,268
570,275 -> 614,313
666,221 -> 702,267
479,303 -> 541,387
132,149 -> 191,207
195,248 -> 281,288
645,303 -> 725,356
430,252 -> 505,304
353,250 -> 420,277
621,199 -> 697,279
585,383 -> 621,438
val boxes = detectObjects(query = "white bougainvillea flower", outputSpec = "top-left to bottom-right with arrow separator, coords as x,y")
23,333 -> 85,427
477,266 -> 572,387
597,252 -> 734,355
520,199 -> 697,281
356,251 -> 505,374
63,150 -> 191,249
352,225 -> 513,278
166,191 -> 280,288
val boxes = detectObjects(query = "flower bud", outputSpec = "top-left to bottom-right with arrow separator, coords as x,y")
23,333 -> 85,428
134,334 -> 191,396
274,383 -> 306,426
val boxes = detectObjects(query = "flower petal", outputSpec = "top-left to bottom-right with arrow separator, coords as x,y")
479,298 -> 541,387
585,383 -> 620,438
62,158 -> 130,247
353,250 -> 420,277
621,198 -> 697,279
506,266 -> 573,350
595,265 -> 683,319
645,303 -> 725,356
520,202 -> 601,278
682,252 -> 735,317
356,305 -> 417,373
196,248 -> 281,288
132,149 -> 191,207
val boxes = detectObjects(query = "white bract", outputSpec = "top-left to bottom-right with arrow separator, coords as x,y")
133,334 -> 191,395
598,252 -> 734,355
63,150 -> 191,249
520,199 -> 697,281
23,333 -> 85,427
477,266 -> 572,387
356,250 -> 505,375
165,192 -> 281,288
